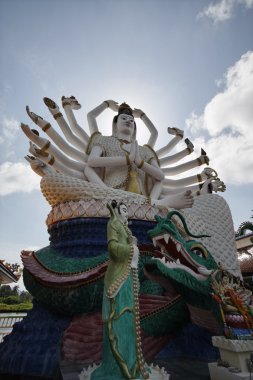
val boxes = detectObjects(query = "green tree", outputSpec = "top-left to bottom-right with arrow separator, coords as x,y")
0,285 -> 12,297
19,290 -> 33,303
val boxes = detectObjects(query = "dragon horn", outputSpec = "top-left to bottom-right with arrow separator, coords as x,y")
166,210 -> 211,238
155,215 -> 162,223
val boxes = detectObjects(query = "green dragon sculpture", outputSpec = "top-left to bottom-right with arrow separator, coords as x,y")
146,211 -> 222,333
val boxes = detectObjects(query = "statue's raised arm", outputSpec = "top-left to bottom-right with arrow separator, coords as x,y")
87,99 -> 119,135
132,108 -> 158,148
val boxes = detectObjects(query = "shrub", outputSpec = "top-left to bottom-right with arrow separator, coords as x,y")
1,296 -> 21,305
0,303 -> 32,312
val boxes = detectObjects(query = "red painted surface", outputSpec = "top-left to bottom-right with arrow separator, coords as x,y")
61,294 -> 173,364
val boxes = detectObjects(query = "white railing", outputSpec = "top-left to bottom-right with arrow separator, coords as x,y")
0,312 -> 27,343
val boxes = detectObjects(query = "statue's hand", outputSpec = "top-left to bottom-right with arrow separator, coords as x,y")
200,178 -> 226,194
211,179 -> 226,193
43,97 -> 59,110
25,155 -> 48,177
26,106 -> 44,125
62,96 -> 81,110
105,100 -> 119,112
132,108 -> 144,118
167,127 -> 184,138
202,167 -> 218,179
26,106 -> 50,130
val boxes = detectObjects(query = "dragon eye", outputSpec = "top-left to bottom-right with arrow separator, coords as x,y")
192,249 -> 204,258
190,244 -> 208,259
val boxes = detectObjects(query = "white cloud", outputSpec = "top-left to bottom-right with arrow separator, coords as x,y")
0,161 -> 40,196
0,117 -> 19,144
198,0 -> 253,23
185,51 -> 253,185
198,0 -> 234,22
244,0 -> 253,8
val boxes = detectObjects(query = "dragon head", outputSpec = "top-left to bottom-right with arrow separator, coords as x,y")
147,211 -> 218,295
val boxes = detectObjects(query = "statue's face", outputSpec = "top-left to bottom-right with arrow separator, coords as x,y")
116,114 -> 135,139
118,204 -> 128,224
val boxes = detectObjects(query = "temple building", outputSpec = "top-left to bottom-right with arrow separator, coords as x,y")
0,261 -> 20,285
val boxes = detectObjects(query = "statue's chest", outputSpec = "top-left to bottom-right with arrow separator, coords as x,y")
103,138 -> 146,159
104,139 -> 131,157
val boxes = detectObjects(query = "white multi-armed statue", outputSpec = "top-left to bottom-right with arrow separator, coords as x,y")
21,97 -> 225,209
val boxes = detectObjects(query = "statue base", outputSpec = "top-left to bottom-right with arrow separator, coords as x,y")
209,336 -> 253,380
208,362 -> 251,380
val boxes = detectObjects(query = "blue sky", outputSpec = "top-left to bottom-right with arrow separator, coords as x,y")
0,0 -> 253,288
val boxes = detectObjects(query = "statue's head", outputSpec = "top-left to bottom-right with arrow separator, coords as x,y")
112,103 -> 136,142
111,199 -> 128,225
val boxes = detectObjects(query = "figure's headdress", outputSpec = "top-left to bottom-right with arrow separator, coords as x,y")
107,200 -> 127,223
118,102 -> 133,116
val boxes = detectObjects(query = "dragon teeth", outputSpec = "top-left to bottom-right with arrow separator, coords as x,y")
161,247 -> 166,254
176,259 -> 180,264
176,243 -> 181,252
152,238 -> 157,247
164,234 -> 169,243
